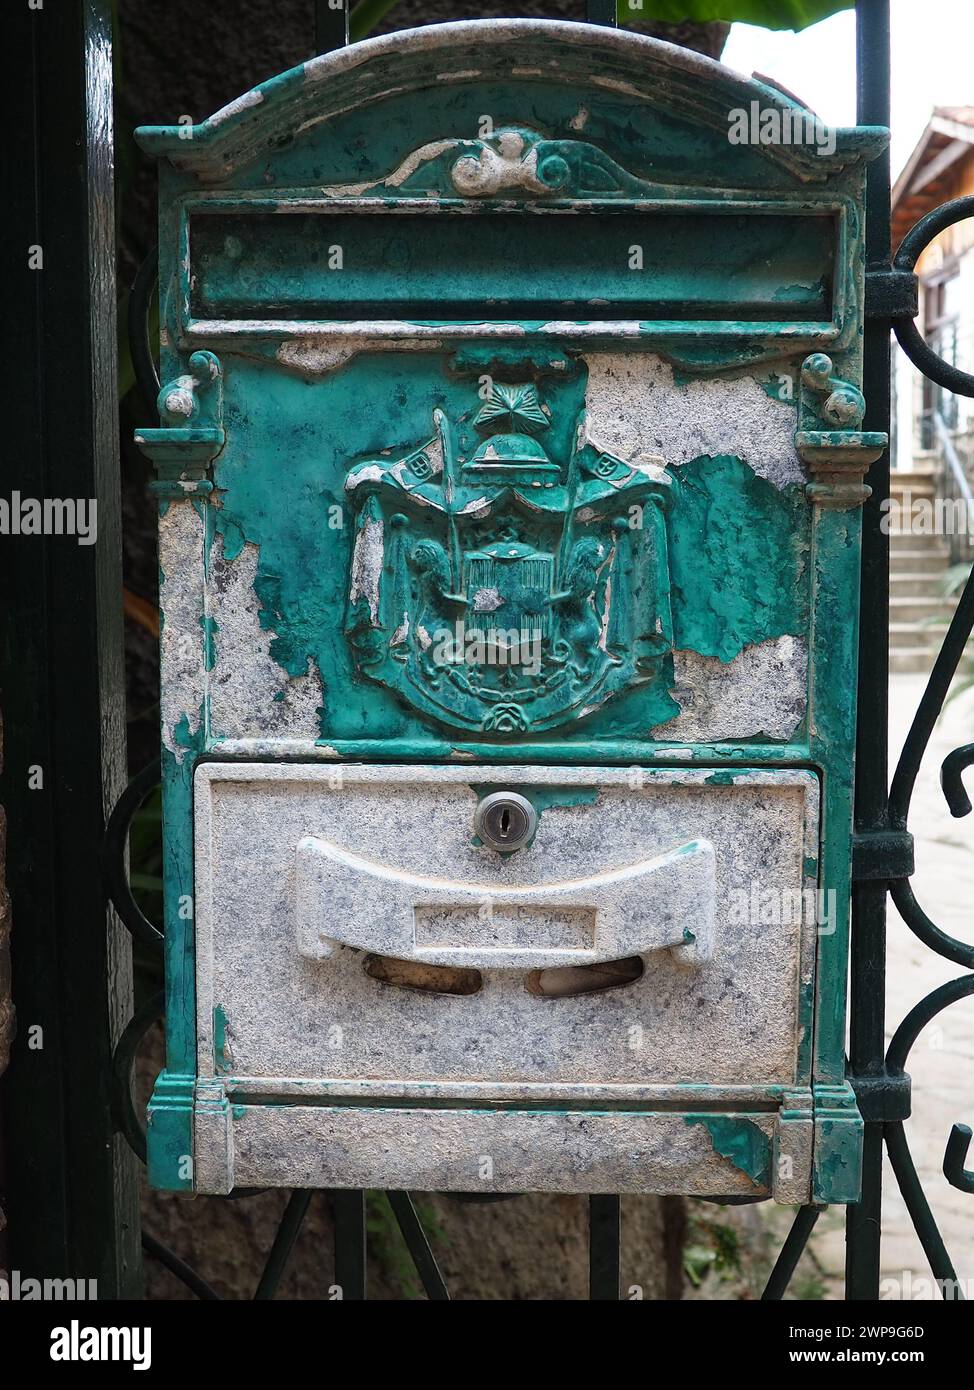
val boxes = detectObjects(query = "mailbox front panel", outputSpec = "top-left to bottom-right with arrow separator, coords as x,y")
137,21 -> 886,1202
197,765 -> 818,1090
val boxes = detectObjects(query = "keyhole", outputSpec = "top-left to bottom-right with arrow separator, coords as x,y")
473,792 -> 538,853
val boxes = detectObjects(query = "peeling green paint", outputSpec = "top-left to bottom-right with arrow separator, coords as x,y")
200,614 -> 219,672
470,783 -> 601,815
685,1114 -> 772,1190
209,373 -> 805,744
796,976 -> 815,1083
669,455 -> 808,665
812,1085 -> 864,1203
213,1004 -> 230,1075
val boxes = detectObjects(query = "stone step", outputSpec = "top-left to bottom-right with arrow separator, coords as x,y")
890,550 -> 952,574
890,470 -> 936,491
889,596 -> 956,623
890,647 -> 938,675
887,530 -> 952,549
889,572 -> 948,597
887,644 -> 972,676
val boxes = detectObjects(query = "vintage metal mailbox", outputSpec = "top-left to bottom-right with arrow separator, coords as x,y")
135,21 -> 888,1201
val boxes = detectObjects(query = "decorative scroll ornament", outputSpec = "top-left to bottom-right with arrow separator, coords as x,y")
328,126 -> 659,201
343,382 -> 677,735
795,352 -> 887,509
135,349 -> 226,497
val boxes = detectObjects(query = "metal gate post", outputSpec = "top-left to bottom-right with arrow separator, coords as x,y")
2,0 -> 140,1297
847,0 -> 892,1301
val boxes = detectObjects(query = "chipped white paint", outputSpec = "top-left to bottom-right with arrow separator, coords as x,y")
206,87 -> 263,128
275,339 -> 361,375
583,354 -> 804,489
321,138 -> 460,196
420,434 -> 443,475
163,384 -> 196,417
158,502 -> 205,760
206,537 -> 322,744
225,1104 -> 781,1196
590,75 -> 649,100
345,464 -> 385,490
472,587 -> 504,614
654,636 -> 809,743
348,513 -> 384,625
459,495 -> 490,515
211,738 -> 338,759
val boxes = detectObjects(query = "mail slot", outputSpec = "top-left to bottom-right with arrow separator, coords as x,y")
136,21 -> 887,1201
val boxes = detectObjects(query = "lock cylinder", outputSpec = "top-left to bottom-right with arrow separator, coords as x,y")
473,791 -> 538,852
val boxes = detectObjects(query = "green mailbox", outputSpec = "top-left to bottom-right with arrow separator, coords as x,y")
135,20 -> 887,1201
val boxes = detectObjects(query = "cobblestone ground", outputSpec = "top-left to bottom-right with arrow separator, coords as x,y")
779,672 -> 974,1300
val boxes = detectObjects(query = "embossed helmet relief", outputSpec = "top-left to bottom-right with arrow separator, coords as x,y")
344,377 -> 675,734
131,18 -> 887,1226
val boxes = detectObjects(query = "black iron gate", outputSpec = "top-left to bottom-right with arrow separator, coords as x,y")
4,0 -> 973,1301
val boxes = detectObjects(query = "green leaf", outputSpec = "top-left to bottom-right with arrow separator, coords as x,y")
618,0 -> 853,29
350,0 -> 402,42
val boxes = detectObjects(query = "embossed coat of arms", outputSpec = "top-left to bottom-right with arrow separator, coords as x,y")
344,381 -> 676,734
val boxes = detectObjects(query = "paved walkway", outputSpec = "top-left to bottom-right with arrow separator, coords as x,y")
803,672 -> 974,1299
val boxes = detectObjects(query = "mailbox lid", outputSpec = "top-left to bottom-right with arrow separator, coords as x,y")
195,763 -> 819,1094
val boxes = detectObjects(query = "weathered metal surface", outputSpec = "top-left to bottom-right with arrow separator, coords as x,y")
136,19 -> 886,1202
226,1107 -> 783,1198
196,765 -> 814,1049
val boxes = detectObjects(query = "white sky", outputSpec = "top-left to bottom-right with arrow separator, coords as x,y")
721,1 -> 974,180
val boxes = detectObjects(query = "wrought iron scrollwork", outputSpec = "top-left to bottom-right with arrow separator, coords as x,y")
843,165 -> 974,1299
102,758 -> 164,949
942,744 -> 974,818
892,197 -> 974,396
766,7 -> 974,1301
943,1125 -> 974,1196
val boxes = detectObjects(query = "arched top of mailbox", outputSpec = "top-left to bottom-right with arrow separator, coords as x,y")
136,19 -> 886,185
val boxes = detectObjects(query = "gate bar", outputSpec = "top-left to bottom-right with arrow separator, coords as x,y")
2,0 -> 140,1298
847,0 -> 893,1302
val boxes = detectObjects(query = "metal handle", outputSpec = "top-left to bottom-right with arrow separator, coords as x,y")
295,834 -> 717,969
